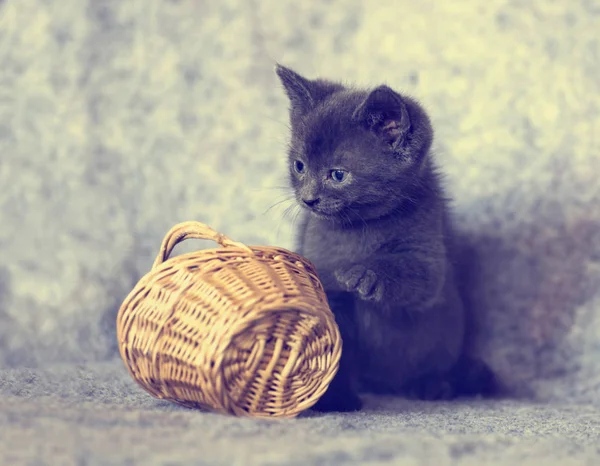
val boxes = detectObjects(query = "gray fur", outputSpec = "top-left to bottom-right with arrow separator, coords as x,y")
276,65 -> 494,410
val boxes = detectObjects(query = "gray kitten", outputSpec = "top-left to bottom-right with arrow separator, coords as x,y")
275,64 -> 496,412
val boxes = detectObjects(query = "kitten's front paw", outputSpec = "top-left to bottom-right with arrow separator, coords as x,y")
335,265 -> 384,301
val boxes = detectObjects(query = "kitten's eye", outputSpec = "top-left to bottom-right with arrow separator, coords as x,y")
294,160 -> 305,174
330,169 -> 346,182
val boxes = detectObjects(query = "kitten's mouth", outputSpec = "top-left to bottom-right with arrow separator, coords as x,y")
305,205 -> 344,220
303,203 -> 368,225
310,210 -> 336,219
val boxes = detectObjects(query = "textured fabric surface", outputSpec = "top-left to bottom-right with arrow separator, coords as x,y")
1,363 -> 599,465
1,0 -> 600,463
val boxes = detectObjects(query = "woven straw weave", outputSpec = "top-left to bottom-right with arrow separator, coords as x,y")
116,221 -> 341,418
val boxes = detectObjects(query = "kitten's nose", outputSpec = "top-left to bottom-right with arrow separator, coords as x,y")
303,198 -> 320,207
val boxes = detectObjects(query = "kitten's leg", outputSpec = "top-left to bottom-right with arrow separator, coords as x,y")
403,373 -> 455,400
335,254 -> 464,398
403,355 -> 498,400
295,216 -> 360,411
311,291 -> 362,413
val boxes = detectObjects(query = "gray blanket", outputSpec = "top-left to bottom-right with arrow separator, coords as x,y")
1,0 -> 599,464
1,362 -> 599,465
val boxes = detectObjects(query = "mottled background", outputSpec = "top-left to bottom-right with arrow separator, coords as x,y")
1,0 -> 599,407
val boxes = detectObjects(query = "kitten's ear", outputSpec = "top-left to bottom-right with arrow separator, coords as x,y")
353,85 -> 411,152
275,64 -> 343,120
275,64 -> 316,115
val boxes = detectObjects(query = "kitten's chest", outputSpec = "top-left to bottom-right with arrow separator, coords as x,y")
300,215 -> 377,286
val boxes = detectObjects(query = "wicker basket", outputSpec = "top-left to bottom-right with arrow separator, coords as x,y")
116,221 -> 341,418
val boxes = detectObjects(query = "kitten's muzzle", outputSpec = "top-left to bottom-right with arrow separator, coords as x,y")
302,197 -> 321,208
301,198 -> 345,219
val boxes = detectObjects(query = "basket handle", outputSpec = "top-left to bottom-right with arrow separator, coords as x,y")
152,221 -> 253,269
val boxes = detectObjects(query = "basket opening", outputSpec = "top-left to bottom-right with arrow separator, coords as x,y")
219,303 -> 341,417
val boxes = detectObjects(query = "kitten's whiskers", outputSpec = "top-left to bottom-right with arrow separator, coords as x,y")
263,196 -> 295,215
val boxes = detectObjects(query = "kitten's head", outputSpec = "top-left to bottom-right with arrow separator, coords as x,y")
276,64 -> 435,223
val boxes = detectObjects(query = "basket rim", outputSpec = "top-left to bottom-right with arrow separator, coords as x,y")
116,246 -> 326,342
150,245 -> 320,276
157,243 -> 314,259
